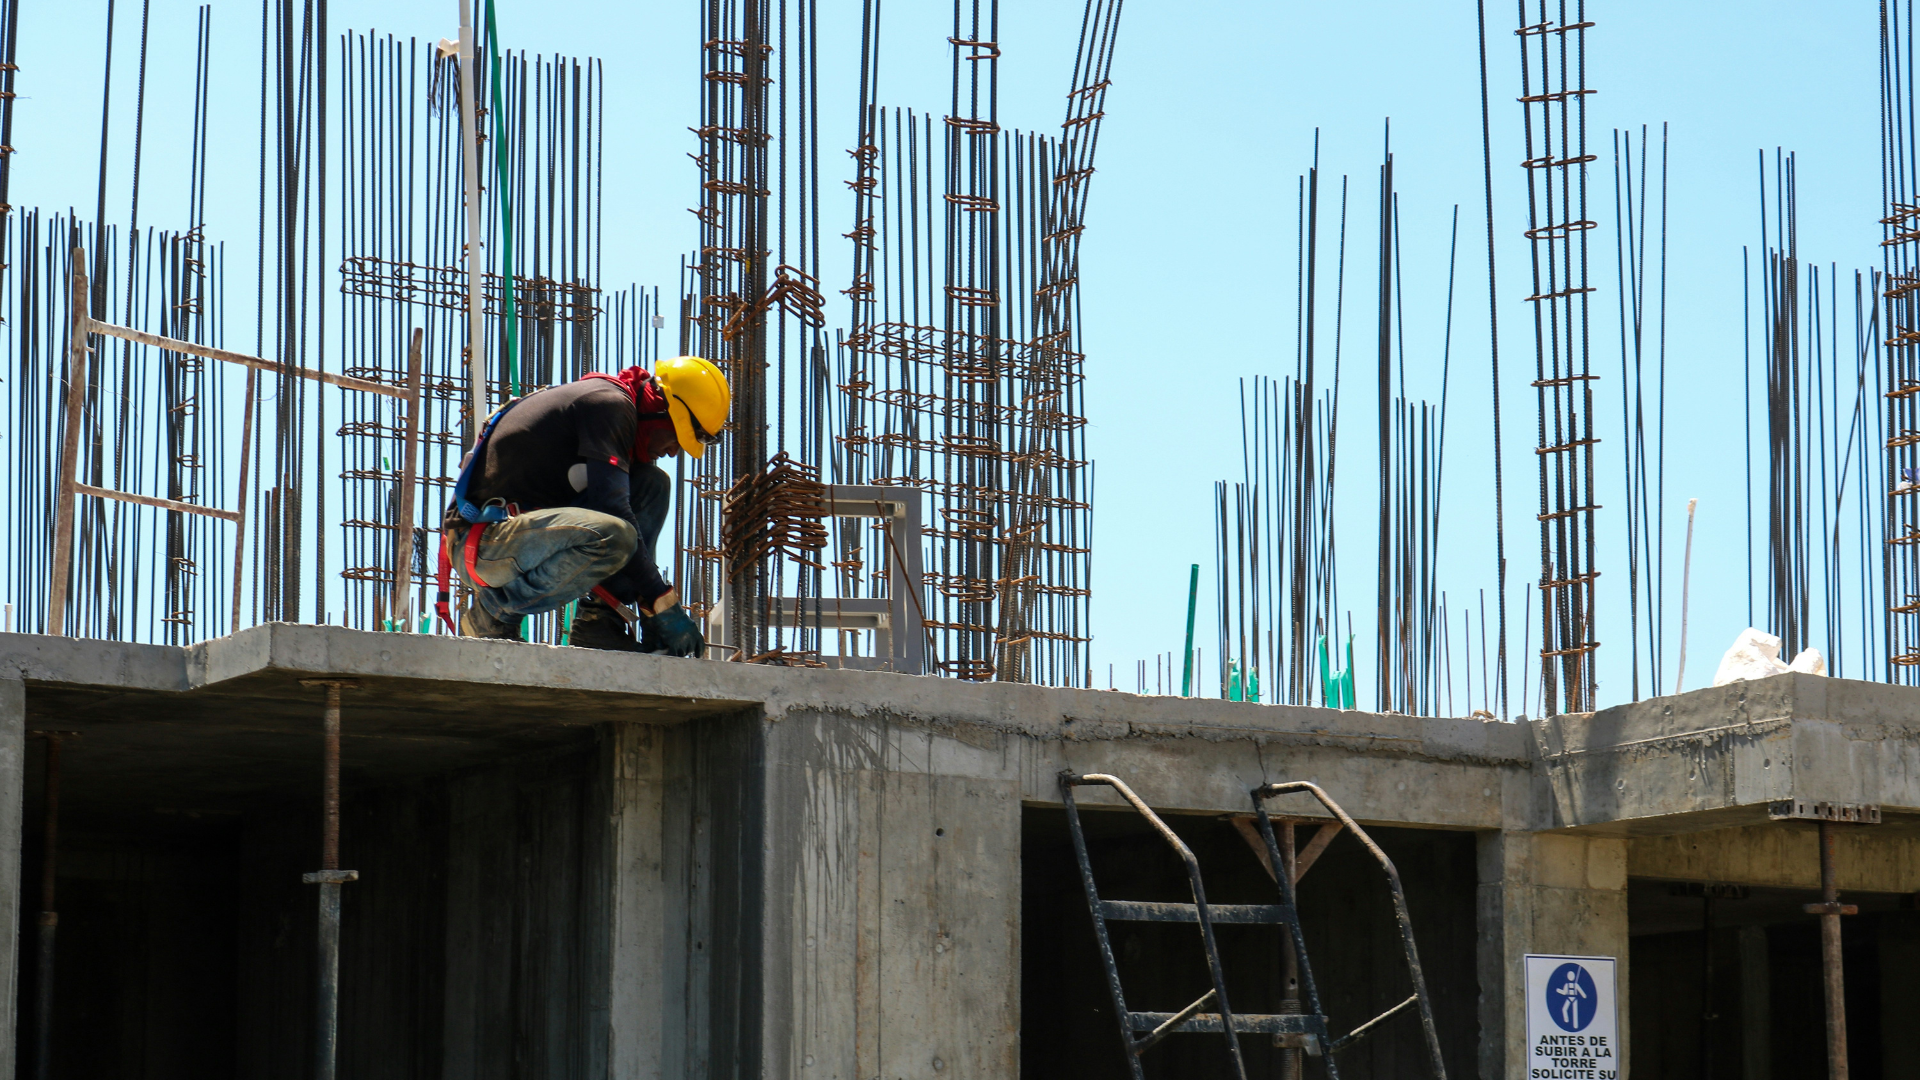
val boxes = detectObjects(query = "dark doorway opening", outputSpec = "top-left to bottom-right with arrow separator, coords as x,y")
1020,804 -> 1478,1079
14,732 -> 605,1080
1627,878 -> 1920,1079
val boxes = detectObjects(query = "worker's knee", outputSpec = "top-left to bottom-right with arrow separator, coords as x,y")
604,517 -> 638,558
581,516 -> 637,576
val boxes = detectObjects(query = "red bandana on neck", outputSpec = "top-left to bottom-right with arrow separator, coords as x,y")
582,366 -> 674,463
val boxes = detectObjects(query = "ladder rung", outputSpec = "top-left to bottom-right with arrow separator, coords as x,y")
1128,1012 -> 1324,1035
1101,900 -> 1289,924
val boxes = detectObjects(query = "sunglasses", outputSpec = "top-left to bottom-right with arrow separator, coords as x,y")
680,396 -> 725,446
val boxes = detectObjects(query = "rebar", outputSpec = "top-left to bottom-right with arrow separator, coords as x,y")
1515,0 -> 1600,714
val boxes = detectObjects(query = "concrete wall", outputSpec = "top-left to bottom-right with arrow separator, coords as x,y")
1478,832 -> 1629,1080
602,706 -> 1028,1080
1628,823 -> 1920,892
0,679 -> 20,1080
234,738 -> 616,1080
742,707 -> 1492,1079
755,710 -> 1021,1080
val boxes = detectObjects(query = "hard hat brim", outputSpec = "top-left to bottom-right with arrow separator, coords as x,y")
667,396 -> 708,459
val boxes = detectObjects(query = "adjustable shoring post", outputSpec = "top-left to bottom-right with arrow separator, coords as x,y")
300,680 -> 361,1080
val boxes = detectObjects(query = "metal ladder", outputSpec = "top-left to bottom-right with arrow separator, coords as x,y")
1059,772 -> 1448,1079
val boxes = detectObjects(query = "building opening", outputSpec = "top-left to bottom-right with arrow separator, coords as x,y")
1020,804 -> 1479,1078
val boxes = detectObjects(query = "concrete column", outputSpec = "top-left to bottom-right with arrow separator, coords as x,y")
607,723 -> 672,1080
761,715 -> 1021,1080
0,678 -> 21,1080
1477,831 -> 1629,1079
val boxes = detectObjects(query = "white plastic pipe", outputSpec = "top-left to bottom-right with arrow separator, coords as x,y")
1674,498 -> 1699,695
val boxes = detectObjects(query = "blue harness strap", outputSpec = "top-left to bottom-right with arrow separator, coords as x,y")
450,398 -> 531,525
435,398 -> 530,632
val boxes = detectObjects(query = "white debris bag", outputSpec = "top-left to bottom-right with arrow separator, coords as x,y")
1712,627 -> 1826,687
1788,647 -> 1827,676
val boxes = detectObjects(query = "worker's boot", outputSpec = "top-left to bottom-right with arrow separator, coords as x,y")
460,603 -> 523,641
569,596 -> 643,652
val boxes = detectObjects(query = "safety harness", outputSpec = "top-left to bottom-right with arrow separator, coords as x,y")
432,373 -> 672,634
434,397 -> 529,632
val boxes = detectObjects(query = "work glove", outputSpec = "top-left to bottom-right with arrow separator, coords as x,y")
639,590 -> 706,657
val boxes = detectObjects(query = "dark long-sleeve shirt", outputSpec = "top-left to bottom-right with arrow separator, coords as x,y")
451,378 -> 672,604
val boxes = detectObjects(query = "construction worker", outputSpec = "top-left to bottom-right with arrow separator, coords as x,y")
439,356 -> 729,654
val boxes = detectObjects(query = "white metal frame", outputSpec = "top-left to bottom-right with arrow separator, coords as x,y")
707,485 -> 927,673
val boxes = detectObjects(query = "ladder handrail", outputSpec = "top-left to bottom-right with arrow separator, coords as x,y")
1253,780 -> 1449,1079
1060,771 -> 1255,1080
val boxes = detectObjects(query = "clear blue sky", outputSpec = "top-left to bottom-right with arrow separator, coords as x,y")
9,1 -> 1882,709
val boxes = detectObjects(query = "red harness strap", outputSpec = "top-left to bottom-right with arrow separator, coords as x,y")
433,522 -> 498,633
462,523 -> 491,588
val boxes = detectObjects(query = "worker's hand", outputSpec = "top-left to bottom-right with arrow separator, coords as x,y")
640,602 -> 705,658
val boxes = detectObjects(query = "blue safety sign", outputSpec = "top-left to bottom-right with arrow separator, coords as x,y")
1524,954 -> 1617,1080
1546,961 -> 1599,1032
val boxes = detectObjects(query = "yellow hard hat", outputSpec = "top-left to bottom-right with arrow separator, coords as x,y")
655,355 -> 731,459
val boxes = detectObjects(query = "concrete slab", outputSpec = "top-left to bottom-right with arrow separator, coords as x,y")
1531,672 -> 1920,834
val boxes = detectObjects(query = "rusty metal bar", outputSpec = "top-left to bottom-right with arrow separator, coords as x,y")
391,328 -> 425,628
1131,989 -> 1218,1056
300,680 -> 360,1080
230,364 -> 256,635
1253,780 -> 1447,1078
457,0 -> 484,447
72,482 -> 241,521
1805,821 -> 1855,1079
1327,994 -> 1418,1054
84,316 -> 406,398
46,252 -> 89,637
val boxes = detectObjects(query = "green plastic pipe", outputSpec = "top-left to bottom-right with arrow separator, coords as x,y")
1181,563 -> 1199,696
483,0 -> 519,396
